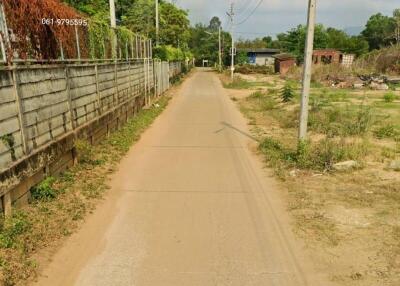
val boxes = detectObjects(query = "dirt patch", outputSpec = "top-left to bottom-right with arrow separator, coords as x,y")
222,73 -> 400,286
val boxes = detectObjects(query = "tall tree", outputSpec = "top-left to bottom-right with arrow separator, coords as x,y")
236,38 -> 268,49
188,22 -> 231,66
277,24 -> 328,60
121,0 -> 190,48
362,13 -> 395,50
327,28 -> 369,56
121,0 -> 155,38
208,16 -> 221,31
63,0 -> 107,16
394,9 -> 400,44
159,2 -> 190,47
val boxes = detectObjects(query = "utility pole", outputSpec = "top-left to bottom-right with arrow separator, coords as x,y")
218,26 -> 222,72
109,0 -> 117,58
155,0 -> 159,46
298,0 -> 317,141
228,2 -> 235,81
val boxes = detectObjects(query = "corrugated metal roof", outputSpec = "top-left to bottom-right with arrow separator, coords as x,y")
273,53 -> 295,60
238,48 -> 280,53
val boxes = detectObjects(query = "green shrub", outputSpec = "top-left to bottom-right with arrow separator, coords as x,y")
383,92 -> 397,103
248,91 -> 277,111
311,81 -> 324,88
224,77 -> 252,89
30,177 -> 57,201
153,45 -> 191,61
374,124 -> 400,139
348,105 -> 374,135
0,211 -> 31,248
308,104 -> 374,137
280,83 -> 295,102
259,136 -> 368,172
75,139 -> 95,164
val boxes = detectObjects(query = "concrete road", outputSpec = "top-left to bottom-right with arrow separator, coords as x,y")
35,69 -> 329,286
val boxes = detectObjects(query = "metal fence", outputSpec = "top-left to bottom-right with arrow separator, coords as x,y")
0,2 -> 153,64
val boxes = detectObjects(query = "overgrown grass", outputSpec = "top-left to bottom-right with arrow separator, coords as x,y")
308,104 -> 374,137
374,124 -> 400,141
247,91 -> 277,111
383,92 -> 397,103
0,96 -> 170,285
229,74 -> 400,283
259,136 -> 369,175
223,77 -> 274,89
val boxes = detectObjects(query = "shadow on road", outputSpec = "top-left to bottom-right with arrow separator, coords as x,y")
220,121 -> 260,142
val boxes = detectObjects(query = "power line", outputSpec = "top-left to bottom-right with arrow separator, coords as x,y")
237,0 -> 255,16
235,0 -> 264,26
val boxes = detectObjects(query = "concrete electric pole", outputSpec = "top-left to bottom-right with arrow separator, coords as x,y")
228,2 -> 235,81
109,0 -> 117,58
155,0 -> 159,46
298,0 -> 317,141
218,26 -> 222,72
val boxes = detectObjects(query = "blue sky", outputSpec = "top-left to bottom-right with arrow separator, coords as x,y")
174,0 -> 399,39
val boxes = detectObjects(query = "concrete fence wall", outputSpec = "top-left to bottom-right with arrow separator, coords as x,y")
0,59 -> 181,212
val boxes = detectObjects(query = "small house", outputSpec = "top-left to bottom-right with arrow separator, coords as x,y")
273,53 -> 296,75
312,49 -> 355,67
240,48 -> 280,66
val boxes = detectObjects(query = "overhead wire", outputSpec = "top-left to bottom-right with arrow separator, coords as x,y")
235,0 -> 264,26
236,0 -> 255,16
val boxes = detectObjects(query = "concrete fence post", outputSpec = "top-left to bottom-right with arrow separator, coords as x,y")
131,36 -> 134,59
148,59 -> 152,101
12,68 -> 29,155
74,26 -> 81,60
114,61 -> 118,106
2,192 -> 11,216
167,61 -> 170,89
65,66 -> 75,130
135,35 -> 139,59
94,64 -> 101,115
143,59 -> 147,106
125,42 -> 128,61
60,41 -> 65,61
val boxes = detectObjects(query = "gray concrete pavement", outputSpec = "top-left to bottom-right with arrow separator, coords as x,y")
35,69 -> 329,286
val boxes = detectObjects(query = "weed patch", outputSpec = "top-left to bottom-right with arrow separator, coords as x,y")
30,177 -> 57,202
247,91 -> 277,111
309,104 -> 374,137
259,136 -> 369,173
383,92 -> 397,103
374,124 -> 400,140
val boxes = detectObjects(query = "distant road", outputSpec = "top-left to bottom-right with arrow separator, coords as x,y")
35,69 -> 331,286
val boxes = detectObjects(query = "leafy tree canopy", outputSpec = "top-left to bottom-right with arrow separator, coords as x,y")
208,16 -> 221,31
188,20 -> 232,66
362,13 -> 396,50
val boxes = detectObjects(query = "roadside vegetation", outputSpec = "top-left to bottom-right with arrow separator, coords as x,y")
222,72 -> 400,286
0,97 -> 170,285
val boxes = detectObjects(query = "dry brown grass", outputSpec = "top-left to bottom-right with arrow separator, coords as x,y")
225,74 -> 400,286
